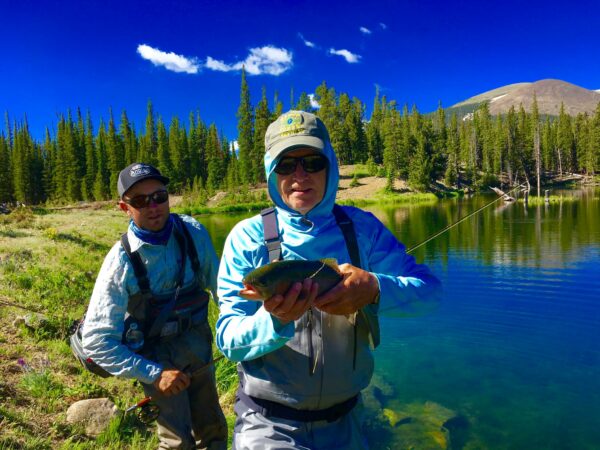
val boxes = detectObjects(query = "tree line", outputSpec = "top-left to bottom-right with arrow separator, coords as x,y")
1,69 -> 599,205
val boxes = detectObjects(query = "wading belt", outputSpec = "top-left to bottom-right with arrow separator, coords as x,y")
236,386 -> 358,423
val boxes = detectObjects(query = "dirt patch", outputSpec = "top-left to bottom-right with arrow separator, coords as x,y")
337,165 -> 411,200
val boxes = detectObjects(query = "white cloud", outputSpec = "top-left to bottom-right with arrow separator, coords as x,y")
379,22 -> 387,30
360,26 -> 372,34
298,33 -> 316,48
242,47 -> 293,75
308,94 -> 320,109
329,48 -> 361,63
205,56 -> 234,72
137,44 -> 200,74
205,46 -> 293,76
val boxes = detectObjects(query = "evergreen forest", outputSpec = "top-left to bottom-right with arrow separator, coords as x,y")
1,68 -> 599,206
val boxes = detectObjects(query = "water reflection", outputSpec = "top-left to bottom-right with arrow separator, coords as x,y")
196,188 -> 600,449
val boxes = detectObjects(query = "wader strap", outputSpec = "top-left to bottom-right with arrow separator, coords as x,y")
332,205 -> 381,357
146,228 -> 188,340
332,205 -> 361,267
174,215 -> 201,280
332,205 -> 362,368
261,207 -> 282,262
121,233 -> 151,295
236,386 -> 358,423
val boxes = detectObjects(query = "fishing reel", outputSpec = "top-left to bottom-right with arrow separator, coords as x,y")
125,396 -> 160,425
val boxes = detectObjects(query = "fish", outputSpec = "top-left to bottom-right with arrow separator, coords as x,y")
242,258 -> 343,300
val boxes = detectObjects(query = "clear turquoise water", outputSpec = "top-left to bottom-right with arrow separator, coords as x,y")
198,187 -> 600,449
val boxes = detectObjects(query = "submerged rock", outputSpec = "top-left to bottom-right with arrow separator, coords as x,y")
363,379 -> 471,450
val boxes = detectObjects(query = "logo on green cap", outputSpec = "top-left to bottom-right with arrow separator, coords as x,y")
280,112 -> 304,135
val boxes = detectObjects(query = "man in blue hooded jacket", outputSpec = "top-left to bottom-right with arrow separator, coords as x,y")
216,111 -> 442,449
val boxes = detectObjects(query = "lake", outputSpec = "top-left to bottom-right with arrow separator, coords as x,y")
197,188 -> 600,449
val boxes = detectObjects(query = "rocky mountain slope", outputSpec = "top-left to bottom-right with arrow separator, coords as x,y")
447,79 -> 600,118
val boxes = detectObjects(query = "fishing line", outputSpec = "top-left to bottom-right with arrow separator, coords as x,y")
406,184 -> 526,254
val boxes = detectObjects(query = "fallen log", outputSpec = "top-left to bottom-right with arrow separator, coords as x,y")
490,186 -> 515,202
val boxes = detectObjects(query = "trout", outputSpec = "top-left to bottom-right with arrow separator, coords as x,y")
242,258 -> 343,300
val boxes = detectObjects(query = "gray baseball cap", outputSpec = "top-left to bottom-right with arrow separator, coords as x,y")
265,111 -> 330,161
117,163 -> 169,198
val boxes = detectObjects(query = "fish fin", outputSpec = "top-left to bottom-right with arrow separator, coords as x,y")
346,311 -> 358,325
320,258 -> 340,272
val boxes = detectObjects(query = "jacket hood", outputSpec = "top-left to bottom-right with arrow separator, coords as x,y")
265,140 -> 339,223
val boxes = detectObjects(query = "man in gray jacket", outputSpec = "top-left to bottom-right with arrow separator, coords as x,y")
82,163 -> 227,449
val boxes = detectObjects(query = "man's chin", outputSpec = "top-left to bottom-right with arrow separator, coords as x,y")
146,218 -> 168,231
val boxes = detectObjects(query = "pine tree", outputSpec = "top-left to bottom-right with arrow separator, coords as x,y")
93,120 -> 110,200
556,103 -> 573,177
83,111 -> 95,201
140,100 -> 158,165
445,113 -> 460,187
41,128 -> 56,201
337,93 -> 353,164
237,68 -> 254,185
531,93 -> 541,196
272,91 -> 283,119
120,110 -> 137,165
193,113 -> 208,183
4,112 -> 13,150
587,103 -> 600,175
107,109 -> 124,198
12,120 -> 37,203
253,87 -> 271,183
169,116 -> 189,190
315,81 -> 340,151
432,102 -> 448,179
0,134 -> 12,202
57,111 -> 81,201
365,87 -> 384,164
296,92 -> 313,112
156,117 -> 172,178
381,101 -> 402,178
408,129 -> 432,192
206,123 -> 224,193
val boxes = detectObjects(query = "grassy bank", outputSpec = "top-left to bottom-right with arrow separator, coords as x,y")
0,207 -> 237,449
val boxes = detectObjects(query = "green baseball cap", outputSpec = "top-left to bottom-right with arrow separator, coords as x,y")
265,110 -> 330,161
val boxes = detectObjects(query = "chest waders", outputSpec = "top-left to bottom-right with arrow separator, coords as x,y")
121,215 -> 210,352
70,215 -> 209,377
236,205 -> 380,422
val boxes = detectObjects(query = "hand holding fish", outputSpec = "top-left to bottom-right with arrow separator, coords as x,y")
257,278 -> 318,325
313,264 -> 379,315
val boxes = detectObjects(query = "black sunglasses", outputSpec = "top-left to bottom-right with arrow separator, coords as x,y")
124,190 -> 169,209
274,154 -> 328,175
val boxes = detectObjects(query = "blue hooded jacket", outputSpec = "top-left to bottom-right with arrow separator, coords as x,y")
216,131 -> 441,409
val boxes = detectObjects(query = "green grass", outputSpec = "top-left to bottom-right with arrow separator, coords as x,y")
176,201 -> 272,216
0,207 -> 237,448
339,191 -> 439,207
517,194 -> 578,205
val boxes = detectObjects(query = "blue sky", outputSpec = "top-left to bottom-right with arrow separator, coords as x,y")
2,0 -> 599,141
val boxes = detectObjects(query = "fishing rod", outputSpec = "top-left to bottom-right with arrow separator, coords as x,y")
122,355 -> 226,425
406,183 -> 527,254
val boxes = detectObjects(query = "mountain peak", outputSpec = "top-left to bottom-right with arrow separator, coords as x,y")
450,79 -> 600,117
